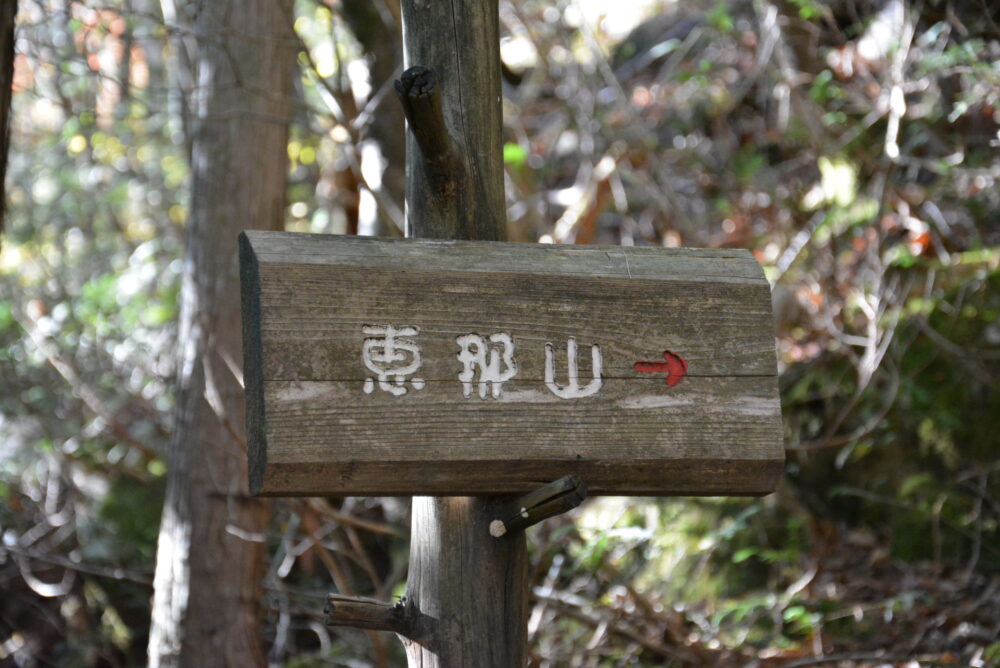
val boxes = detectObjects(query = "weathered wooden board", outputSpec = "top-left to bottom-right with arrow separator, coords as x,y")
239,231 -> 784,496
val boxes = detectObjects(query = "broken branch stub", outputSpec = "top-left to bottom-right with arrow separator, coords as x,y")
395,66 -> 467,201
324,595 -> 434,647
490,475 -> 588,537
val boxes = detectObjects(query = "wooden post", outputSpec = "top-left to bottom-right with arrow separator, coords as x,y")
398,1 -> 526,665
239,0 -> 785,661
398,0 -> 505,242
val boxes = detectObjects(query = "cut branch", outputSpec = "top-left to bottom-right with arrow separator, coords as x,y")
324,594 -> 434,646
395,67 -> 451,164
325,595 -> 405,633
394,66 -> 467,199
490,475 -> 588,537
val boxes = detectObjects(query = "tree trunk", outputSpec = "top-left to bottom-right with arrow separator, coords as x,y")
0,0 -> 17,235
147,2 -> 295,666
398,1 -> 528,665
340,0 -> 406,236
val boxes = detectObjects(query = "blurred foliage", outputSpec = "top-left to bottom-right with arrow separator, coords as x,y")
1,0 -> 998,666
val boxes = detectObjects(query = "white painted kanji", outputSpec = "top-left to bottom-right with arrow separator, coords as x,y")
361,325 -> 425,396
544,337 -> 602,398
456,332 -> 517,399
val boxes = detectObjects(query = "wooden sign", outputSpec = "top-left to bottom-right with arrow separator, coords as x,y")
239,231 -> 784,496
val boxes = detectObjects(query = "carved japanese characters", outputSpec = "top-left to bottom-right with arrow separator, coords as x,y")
360,326 -> 635,400
545,338 -> 602,399
239,231 -> 784,496
456,333 -> 517,398
362,325 -> 425,396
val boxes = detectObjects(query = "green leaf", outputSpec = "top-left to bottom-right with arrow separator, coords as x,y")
899,473 -> 935,498
707,4 -> 734,31
141,303 -> 174,326
983,641 -> 1000,662
0,302 -> 13,332
782,605 -> 808,622
503,142 -> 528,169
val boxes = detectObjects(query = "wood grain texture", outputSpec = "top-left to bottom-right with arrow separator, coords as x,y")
402,496 -> 528,664
397,6 -> 526,665
400,0 -> 504,240
240,231 -> 784,496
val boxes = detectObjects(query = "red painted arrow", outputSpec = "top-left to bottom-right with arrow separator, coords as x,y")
634,351 -> 688,387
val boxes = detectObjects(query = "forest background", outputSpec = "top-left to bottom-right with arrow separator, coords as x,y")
0,0 -> 998,666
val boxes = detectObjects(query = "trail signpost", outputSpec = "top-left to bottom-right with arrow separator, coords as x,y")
240,232 -> 783,497
238,0 -> 784,664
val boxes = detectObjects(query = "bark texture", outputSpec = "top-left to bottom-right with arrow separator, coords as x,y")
399,1 -> 527,665
0,0 -> 17,235
402,497 -> 528,666
400,0 -> 505,241
147,1 -> 295,665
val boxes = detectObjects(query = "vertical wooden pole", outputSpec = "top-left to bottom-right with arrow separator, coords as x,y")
398,0 -> 528,665
403,498 -> 527,665
400,0 -> 506,241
